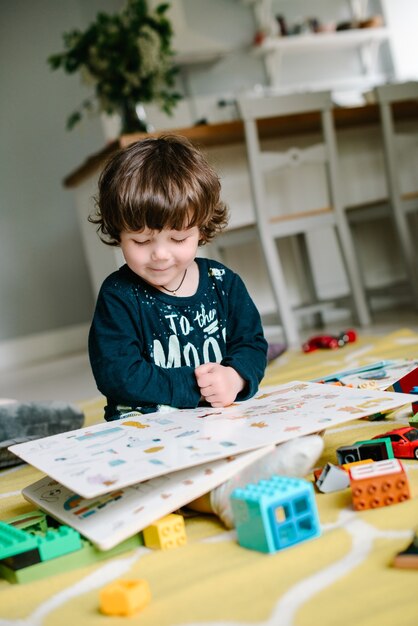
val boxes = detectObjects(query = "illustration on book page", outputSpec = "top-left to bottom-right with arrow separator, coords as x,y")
10,381 -> 416,499
23,447 -> 272,550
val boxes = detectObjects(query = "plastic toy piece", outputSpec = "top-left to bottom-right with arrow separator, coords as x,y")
349,458 -> 410,511
371,427 -> 418,460
341,459 -> 373,471
336,438 -> 393,465
315,463 -> 349,493
302,329 -> 356,353
409,412 -> 418,428
0,533 -> 143,584
142,513 -> 186,550
99,578 -> 151,616
354,438 -> 394,461
36,526 -> 82,561
231,476 -> 321,554
0,522 -> 38,560
0,521 -> 81,565
393,529 -> 418,569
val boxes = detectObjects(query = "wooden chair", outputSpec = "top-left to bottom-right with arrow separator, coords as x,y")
216,91 -> 371,347
374,81 -> 418,308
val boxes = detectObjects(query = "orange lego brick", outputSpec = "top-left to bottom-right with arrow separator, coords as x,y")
99,578 -> 151,616
143,513 -> 186,550
349,458 -> 410,511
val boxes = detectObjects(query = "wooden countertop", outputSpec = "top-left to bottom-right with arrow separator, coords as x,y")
64,101 -> 418,188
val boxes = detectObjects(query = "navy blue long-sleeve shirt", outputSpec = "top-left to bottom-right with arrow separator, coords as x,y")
89,258 -> 268,420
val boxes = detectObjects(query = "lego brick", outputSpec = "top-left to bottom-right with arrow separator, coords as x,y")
0,522 -> 38,560
393,530 -> 418,569
355,438 -> 394,461
99,578 -> 151,616
0,533 -> 143,584
315,463 -> 349,493
143,514 -> 186,550
5,511 -> 49,533
336,444 -> 361,465
409,412 -> 418,428
1,548 -> 41,570
231,476 -> 321,554
341,459 -> 373,471
349,458 -> 410,511
36,526 -> 82,561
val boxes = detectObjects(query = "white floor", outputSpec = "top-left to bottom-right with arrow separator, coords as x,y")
0,308 -> 417,405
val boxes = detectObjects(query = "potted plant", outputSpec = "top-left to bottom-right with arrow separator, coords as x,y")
48,0 -> 180,134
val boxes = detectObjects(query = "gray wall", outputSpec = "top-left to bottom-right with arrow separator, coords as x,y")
0,0 -> 125,342
0,0 -> 409,346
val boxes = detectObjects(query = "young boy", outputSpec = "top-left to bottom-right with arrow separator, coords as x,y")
88,135 -> 323,527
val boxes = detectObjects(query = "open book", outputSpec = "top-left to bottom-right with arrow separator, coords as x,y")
12,381 -> 416,500
22,446 -> 272,550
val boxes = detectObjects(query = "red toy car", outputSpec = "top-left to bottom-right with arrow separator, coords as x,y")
372,427 -> 418,460
302,329 -> 357,353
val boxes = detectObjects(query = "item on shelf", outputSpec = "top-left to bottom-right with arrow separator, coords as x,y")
359,15 -> 384,28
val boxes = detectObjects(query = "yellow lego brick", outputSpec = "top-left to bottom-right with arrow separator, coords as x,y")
341,458 -> 373,471
143,513 -> 186,550
99,578 -> 151,616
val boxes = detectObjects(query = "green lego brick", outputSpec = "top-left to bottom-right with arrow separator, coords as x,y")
36,526 -> 82,561
0,522 -> 38,559
3,511 -> 49,533
409,413 -> 418,428
0,533 -> 144,584
356,437 -> 394,460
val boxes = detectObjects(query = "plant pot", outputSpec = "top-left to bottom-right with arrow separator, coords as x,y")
120,102 -> 152,135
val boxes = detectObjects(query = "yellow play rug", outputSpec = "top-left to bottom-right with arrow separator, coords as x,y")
1,328 -> 418,626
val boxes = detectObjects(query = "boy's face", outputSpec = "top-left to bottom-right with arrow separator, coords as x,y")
120,226 -> 200,291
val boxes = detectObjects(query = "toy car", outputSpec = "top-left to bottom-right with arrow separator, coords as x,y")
372,427 -> 418,460
302,329 -> 357,353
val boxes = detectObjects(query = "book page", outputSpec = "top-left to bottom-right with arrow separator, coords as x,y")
11,381 -> 417,498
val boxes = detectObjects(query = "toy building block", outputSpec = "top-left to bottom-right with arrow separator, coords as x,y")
0,522 -> 82,569
99,578 -> 151,616
143,513 -> 186,550
315,463 -> 349,493
0,522 -> 38,560
393,528 -> 418,569
409,412 -> 418,428
336,444 -> 362,465
36,526 -> 82,561
0,533 -> 143,584
341,458 -> 374,471
231,476 -> 321,554
349,458 -> 410,511
336,438 -> 392,465
354,438 -> 394,461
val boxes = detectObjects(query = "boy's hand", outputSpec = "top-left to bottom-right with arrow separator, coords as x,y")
195,363 -> 246,408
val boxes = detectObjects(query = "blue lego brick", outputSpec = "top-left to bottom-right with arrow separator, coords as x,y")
231,476 -> 321,554
0,522 -> 38,560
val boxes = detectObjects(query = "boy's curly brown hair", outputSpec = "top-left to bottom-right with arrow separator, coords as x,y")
90,134 -> 229,246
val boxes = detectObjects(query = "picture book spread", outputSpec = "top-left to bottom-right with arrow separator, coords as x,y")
337,359 -> 418,390
10,381 -> 417,499
315,358 -> 418,389
23,446 -> 272,551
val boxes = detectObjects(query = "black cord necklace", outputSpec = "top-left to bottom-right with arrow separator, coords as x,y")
161,269 -> 187,296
